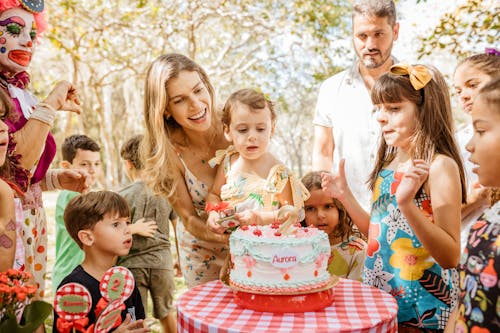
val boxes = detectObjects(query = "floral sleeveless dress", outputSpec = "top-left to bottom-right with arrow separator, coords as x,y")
209,146 -> 310,222
177,155 -> 228,289
364,169 -> 458,330
328,236 -> 367,281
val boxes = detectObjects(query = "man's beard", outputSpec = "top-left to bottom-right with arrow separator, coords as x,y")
359,43 -> 393,69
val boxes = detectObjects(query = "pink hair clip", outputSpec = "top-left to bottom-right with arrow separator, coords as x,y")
485,47 -> 500,56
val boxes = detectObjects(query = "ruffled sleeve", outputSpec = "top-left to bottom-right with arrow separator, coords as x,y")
266,164 -> 310,220
208,145 -> 238,175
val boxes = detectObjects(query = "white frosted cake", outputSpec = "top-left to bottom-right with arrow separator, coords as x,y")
229,223 -> 331,293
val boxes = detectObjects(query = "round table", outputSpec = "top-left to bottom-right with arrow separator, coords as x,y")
177,279 -> 398,333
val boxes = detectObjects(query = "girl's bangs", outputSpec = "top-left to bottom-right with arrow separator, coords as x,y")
371,75 -> 407,105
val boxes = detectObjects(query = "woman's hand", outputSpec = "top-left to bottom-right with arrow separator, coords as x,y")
57,169 -> 90,193
129,218 -> 158,237
396,159 -> 430,207
43,81 -> 82,114
207,211 -> 226,234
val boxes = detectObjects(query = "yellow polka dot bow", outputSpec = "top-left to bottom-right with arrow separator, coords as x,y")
390,63 -> 432,90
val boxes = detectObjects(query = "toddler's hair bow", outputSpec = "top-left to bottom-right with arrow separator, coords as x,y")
390,63 -> 432,90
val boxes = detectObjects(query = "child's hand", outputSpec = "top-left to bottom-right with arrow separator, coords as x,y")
130,218 -> 158,237
207,211 -> 226,234
235,210 -> 261,225
114,314 -> 150,333
321,158 -> 349,200
395,159 -> 429,206
467,182 -> 490,206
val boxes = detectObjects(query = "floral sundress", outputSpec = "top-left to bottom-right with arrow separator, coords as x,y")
328,236 -> 367,281
364,169 -> 458,330
177,155 -> 227,289
209,146 -> 310,222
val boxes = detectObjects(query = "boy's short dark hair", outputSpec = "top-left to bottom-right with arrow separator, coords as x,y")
64,191 -> 130,248
120,134 -> 143,170
62,134 -> 101,163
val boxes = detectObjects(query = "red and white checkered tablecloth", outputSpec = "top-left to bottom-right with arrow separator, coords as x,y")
177,279 -> 398,333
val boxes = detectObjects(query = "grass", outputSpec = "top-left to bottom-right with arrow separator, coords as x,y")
42,191 -> 187,332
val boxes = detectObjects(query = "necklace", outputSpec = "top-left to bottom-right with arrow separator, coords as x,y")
185,130 -> 220,165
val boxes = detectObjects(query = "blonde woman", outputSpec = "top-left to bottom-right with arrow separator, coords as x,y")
142,53 -> 229,288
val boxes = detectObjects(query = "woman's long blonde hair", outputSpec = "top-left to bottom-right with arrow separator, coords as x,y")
142,53 -> 217,198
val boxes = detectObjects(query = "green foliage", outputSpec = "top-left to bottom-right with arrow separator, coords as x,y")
417,0 -> 499,58
30,0 -> 353,184
0,301 -> 53,333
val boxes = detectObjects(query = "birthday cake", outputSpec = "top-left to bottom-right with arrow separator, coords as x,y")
229,223 -> 331,294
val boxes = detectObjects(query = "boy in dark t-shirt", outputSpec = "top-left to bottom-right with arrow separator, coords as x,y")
52,191 -> 149,333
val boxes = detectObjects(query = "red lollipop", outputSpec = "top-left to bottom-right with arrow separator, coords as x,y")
54,282 -> 92,333
99,266 -> 134,303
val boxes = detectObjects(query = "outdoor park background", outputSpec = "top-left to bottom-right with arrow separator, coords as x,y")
33,0 -> 498,331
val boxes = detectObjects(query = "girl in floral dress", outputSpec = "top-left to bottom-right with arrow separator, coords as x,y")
302,171 -> 366,281
322,64 -> 466,332
206,88 -> 309,233
446,77 -> 500,332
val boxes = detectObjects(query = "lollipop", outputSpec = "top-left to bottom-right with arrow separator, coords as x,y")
93,300 -> 125,333
92,266 -> 135,333
54,282 -> 92,333
99,266 -> 134,303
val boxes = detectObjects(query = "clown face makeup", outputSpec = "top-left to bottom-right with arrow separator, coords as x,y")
0,8 -> 37,75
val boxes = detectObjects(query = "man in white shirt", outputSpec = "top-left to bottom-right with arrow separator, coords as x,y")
312,0 -> 399,210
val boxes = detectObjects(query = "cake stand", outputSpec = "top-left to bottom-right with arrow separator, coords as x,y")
221,275 -> 339,313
